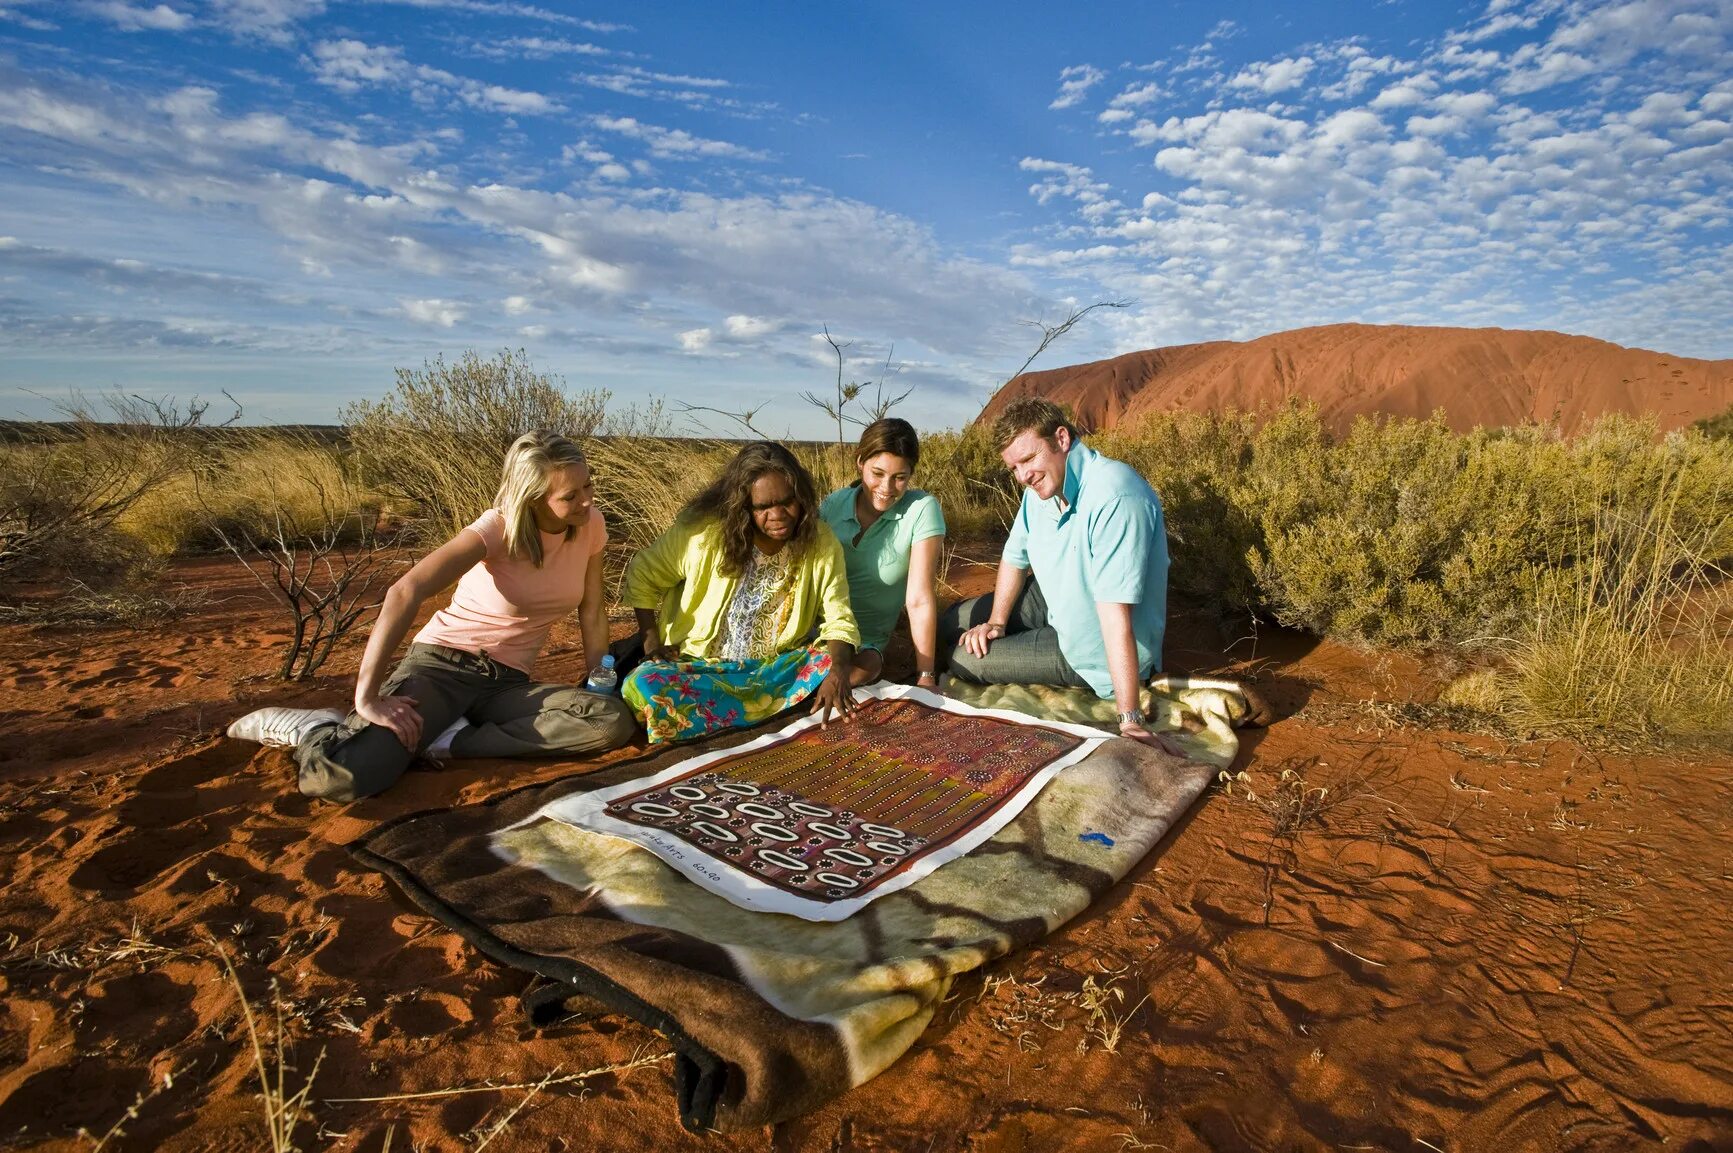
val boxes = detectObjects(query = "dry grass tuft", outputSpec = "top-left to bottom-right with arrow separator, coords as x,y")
1498,466 -> 1733,746
1218,757 -> 1366,841
212,941 -> 325,1153
0,580 -> 212,629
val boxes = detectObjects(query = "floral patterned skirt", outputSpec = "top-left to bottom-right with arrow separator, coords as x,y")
622,644 -> 832,744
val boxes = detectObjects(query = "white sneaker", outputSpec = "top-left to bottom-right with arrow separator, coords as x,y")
424,717 -> 470,761
227,706 -> 345,749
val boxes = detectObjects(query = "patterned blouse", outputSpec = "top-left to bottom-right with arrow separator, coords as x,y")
714,546 -> 796,661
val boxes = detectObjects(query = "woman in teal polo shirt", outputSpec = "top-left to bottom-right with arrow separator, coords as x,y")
818,418 -> 947,688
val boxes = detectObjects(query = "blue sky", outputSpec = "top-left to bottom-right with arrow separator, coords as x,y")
1,0 -> 1728,435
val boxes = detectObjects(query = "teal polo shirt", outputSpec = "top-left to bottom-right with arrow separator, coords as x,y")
819,485 -> 947,651
1002,442 -> 1168,698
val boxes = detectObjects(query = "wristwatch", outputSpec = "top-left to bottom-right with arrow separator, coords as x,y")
1117,708 -> 1146,727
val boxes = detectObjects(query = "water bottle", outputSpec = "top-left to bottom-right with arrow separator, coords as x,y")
585,653 -> 618,694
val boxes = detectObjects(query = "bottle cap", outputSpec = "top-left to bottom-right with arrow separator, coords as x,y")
601,654 -> 616,669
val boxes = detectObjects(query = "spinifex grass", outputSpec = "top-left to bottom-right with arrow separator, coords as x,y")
1506,465 -> 1733,745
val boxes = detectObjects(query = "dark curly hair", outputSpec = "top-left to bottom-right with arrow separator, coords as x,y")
680,441 -> 819,576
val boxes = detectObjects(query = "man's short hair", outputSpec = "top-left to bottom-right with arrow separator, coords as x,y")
991,397 -> 1079,452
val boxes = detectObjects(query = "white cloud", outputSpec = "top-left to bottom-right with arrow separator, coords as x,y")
591,116 -> 768,160
473,35 -> 608,58
401,297 -> 464,326
0,1 -> 57,30
678,326 -> 712,351
84,1 -> 191,30
1109,82 -> 1163,108
1050,64 -> 1106,110
1227,56 -> 1315,95
308,39 -> 556,114
204,0 -> 326,42
1371,74 -> 1439,108
1020,157 -> 1114,210
0,69 -> 1044,378
722,314 -> 781,339
1015,3 -> 1733,359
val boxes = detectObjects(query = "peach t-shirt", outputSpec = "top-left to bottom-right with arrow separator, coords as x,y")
412,507 -> 606,674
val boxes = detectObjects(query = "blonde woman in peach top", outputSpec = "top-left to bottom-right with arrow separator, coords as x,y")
227,430 -> 637,801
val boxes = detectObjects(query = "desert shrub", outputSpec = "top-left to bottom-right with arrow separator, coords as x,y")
1023,404 -> 1732,662
585,435 -> 730,560
914,426 -> 1019,537
1094,410 -> 1263,618
1500,462 -> 1733,744
1694,400 -> 1733,441
1247,411 -> 1552,644
0,394 -> 227,590
118,434 -> 376,557
195,428 -> 395,680
341,349 -> 609,543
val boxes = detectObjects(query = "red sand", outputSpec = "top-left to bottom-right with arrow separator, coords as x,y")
2,551 -> 1732,1151
980,323 -> 1733,435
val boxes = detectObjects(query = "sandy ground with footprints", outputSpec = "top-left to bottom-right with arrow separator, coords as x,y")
1,547 -> 1731,1152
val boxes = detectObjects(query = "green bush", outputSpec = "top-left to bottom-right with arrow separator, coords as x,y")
1694,400 -> 1733,441
913,426 -> 1019,537
1083,405 -> 1733,653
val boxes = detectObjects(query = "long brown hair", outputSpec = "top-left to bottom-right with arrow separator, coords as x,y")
680,442 -> 819,576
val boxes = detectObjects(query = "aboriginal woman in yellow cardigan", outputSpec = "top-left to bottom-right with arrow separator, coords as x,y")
621,441 -> 861,743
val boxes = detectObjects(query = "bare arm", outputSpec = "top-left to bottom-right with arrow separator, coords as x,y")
354,529 -> 487,749
959,560 -> 1030,658
1095,600 -> 1184,756
578,549 -> 608,673
633,607 -> 679,662
904,534 -> 944,682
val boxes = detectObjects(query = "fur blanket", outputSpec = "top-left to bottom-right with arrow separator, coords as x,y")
353,676 -> 1260,1130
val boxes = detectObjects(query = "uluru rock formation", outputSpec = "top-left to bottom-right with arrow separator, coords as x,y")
979,323 -> 1733,435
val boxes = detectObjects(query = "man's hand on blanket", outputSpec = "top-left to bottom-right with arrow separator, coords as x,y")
1118,720 -> 1188,759
357,692 -> 423,751
809,669 -> 857,728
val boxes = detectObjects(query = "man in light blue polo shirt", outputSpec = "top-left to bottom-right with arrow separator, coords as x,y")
940,398 -> 1175,751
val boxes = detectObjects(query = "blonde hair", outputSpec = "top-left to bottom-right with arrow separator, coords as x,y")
495,429 -> 589,566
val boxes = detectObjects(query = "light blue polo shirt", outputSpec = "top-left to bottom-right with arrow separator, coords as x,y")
1002,443 -> 1168,698
819,485 -> 947,651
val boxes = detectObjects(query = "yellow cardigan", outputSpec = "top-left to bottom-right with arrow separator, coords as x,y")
622,516 -> 860,658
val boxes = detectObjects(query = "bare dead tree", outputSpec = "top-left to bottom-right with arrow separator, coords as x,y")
799,326 -> 866,448
197,436 -> 396,680
1006,300 -> 1134,385
848,343 -> 916,428
802,327 -> 917,447
672,399 -> 774,440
